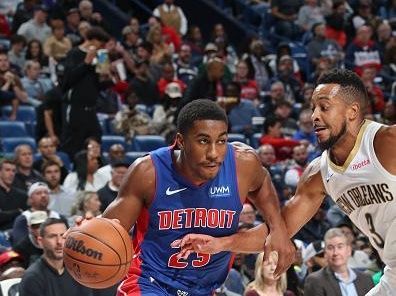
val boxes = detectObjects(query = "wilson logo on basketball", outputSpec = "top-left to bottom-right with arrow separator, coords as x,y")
65,237 -> 103,261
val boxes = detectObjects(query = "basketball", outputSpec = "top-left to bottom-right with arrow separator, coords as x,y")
63,217 -> 133,289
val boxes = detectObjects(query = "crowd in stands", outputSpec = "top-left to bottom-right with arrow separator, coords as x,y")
0,0 -> 395,295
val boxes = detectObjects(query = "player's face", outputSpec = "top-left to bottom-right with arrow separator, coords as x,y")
324,236 -> 351,269
178,120 -> 228,182
311,84 -> 349,150
39,223 -> 67,261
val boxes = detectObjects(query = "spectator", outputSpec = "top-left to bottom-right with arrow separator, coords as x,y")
296,0 -> 325,32
304,228 -> 374,296
78,0 -> 109,32
239,203 -> 261,226
360,65 -> 385,114
11,182 -> 66,246
12,210 -> 46,268
234,59 -> 259,103
345,25 -> 381,76
33,137 -> 69,183
0,51 -> 27,119
225,81 -> 261,139
270,0 -> 303,41
25,39 -> 49,70
97,160 -> 129,213
347,0 -> 381,39
260,81 -> 286,117
65,7 -> 82,47
13,144 -> 44,193
121,25 -> 141,61
245,251 -> 295,296
18,218 -> 93,295
42,160 -> 75,217
0,159 -> 28,231
69,191 -> 101,226
274,100 -> 298,137
293,109 -> 317,146
17,5 -> 51,44
284,144 -> 309,191
184,25 -> 204,64
7,34 -> 26,71
61,26 -> 110,159
21,60 -> 53,106
307,22 -> 344,69
113,85 -> 157,143
153,0 -> 188,36
260,116 -> 300,161
63,150 -> 107,192
375,21 -> 392,55
11,0 -> 36,34
157,62 -> 186,99
96,143 -> 126,182
43,19 -> 72,62
174,43 -> 198,87
146,24 -> 172,64
325,0 -> 348,48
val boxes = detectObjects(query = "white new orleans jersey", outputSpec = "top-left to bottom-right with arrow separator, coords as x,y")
320,120 -> 396,261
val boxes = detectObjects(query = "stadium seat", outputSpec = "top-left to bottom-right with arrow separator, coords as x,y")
0,121 -> 28,137
1,105 -> 36,122
126,151 -> 148,164
131,135 -> 167,152
1,137 -> 37,153
0,277 -> 21,296
227,133 -> 247,144
101,135 -> 126,152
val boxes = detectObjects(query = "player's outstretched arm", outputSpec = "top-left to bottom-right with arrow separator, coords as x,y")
281,157 -> 327,238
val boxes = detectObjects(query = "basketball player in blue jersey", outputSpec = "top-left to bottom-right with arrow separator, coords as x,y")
97,99 -> 295,296
175,69 -> 396,295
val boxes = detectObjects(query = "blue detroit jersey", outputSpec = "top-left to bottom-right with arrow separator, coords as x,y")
130,144 -> 242,295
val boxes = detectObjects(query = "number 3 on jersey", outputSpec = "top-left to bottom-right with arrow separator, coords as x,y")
168,251 -> 211,268
365,213 -> 384,249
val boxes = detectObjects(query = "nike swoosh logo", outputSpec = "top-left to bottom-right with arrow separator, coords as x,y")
166,187 -> 187,196
326,173 -> 334,182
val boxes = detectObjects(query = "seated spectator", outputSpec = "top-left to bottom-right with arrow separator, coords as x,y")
147,16 -> 181,54
0,159 -> 28,232
121,25 -> 141,61
69,191 -> 101,226
260,81 -> 286,117
97,160 -> 129,213
11,182 -> 66,246
96,144 -> 126,182
284,145 -> 309,191
33,137 -> 69,183
153,0 -> 188,36
17,5 -> 51,44
184,25 -> 204,65
274,100 -> 298,137
0,51 -> 27,118
21,60 -> 53,106
360,65 -> 385,114
245,251 -> 295,296
347,0 -> 381,38
152,82 -> 181,143
304,228 -> 374,296
260,116 -> 300,162
13,144 -> 44,193
65,8 -> 82,47
157,62 -> 186,99
345,25 -> 381,76
146,24 -> 172,64
113,87 -> 158,143
43,19 -> 72,62
7,34 -> 26,71
18,218 -> 94,295
25,39 -> 49,71
174,43 -> 198,87
325,1 -> 347,48
293,109 -> 317,146
239,203 -> 261,226
296,0 -> 325,32
13,210 -> 46,268
78,0 -> 109,32
234,60 -> 259,104
0,250 -> 25,281
63,151 -> 107,192
225,82 -> 261,139
42,160 -> 75,218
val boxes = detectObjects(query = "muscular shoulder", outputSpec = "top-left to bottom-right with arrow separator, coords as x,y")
374,125 -> 396,174
232,142 -> 264,176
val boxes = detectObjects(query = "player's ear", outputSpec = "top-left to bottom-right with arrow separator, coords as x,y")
175,133 -> 184,150
347,101 -> 360,121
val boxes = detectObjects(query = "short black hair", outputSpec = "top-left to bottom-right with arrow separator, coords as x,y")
263,115 -> 281,134
316,69 -> 368,114
177,99 -> 228,135
39,218 -> 67,237
85,26 -> 110,43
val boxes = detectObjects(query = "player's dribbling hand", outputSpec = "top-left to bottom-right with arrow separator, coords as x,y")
264,228 -> 296,278
171,234 -> 222,259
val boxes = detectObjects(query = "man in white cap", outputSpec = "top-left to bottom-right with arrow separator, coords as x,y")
13,211 -> 47,267
11,182 -> 67,246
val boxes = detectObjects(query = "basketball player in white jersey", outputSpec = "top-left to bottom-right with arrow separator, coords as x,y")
173,69 -> 396,295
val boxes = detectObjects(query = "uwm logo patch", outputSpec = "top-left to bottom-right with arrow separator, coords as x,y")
209,185 -> 231,198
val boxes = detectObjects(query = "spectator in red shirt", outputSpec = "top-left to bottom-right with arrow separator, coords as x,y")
157,62 -> 186,99
260,116 -> 300,162
234,60 -> 259,104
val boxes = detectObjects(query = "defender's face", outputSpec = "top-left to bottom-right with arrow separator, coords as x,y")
179,120 -> 228,182
311,84 -> 349,150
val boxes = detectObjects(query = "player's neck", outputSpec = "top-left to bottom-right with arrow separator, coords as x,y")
329,120 -> 365,166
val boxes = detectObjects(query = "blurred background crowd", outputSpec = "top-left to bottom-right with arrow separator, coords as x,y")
0,0 -> 395,295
